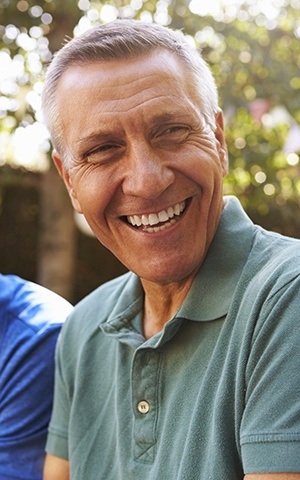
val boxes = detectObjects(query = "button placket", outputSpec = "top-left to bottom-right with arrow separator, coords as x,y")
132,348 -> 161,462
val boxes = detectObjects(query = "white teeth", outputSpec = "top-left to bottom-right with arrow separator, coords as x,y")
141,215 -> 149,226
133,215 -> 142,227
147,218 -> 177,233
127,201 -> 186,230
158,210 -> 169,222
167,206 -> 175,218
149,213 -> 159,226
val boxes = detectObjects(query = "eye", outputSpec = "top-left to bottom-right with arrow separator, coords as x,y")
164,126 -> 188,134
154,125 -> 191,146
83,143 -> 123,164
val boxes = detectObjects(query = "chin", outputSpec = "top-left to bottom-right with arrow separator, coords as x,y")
137,262 -> 200,286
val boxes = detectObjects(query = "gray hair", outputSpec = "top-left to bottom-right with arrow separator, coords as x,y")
42,19 -> 219,155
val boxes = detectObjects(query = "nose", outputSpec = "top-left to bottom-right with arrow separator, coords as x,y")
122,143 -> 175,199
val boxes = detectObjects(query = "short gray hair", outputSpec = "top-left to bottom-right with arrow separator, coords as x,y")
42,19 -> 219,155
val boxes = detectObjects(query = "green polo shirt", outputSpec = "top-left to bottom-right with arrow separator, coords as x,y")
46,196 -> 300,479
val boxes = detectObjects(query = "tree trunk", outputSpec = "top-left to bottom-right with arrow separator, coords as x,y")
37,165 -> 76,302
36,6 -> 82,302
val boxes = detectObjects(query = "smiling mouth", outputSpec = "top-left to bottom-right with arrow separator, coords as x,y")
126,200 -> 187,233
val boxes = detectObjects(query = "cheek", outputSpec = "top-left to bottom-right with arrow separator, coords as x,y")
180,152 -> 224,190
179,136 -> 223,172
71,168 -> 113,211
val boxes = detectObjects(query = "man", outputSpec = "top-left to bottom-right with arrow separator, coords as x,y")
42,20 -> 300,479
0,274 -> 73,479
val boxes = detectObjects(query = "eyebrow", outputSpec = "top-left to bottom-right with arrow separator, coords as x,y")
147,110 -> 199,135
75,132 -> 122,149
150,111 -> 196,124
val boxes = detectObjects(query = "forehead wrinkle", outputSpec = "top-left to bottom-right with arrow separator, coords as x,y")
91,70 -> 187,108
91,79 -> 199,117
96,62 -> 187,105
103,70 -> 173,89
58,54 -> 195,118
84,99 -> 198,138
76,91 -> 202,144
60,63 -> 183,102
98,89 -> 166,113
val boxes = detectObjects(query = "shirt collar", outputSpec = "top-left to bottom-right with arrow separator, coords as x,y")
103,196 -> 255,336
176,196 -> 255,322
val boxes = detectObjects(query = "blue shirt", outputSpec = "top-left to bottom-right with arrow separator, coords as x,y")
0,274 -> 72,480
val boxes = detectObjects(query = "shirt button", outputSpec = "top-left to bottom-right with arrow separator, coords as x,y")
137,400 -> 150,414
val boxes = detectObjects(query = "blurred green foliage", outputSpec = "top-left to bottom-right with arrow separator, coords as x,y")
0,0 -> 300,236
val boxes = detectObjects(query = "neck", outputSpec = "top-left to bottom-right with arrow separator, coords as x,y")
141,275 -> 195,339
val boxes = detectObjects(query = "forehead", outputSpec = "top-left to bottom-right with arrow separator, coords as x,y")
56,49 -> 198,119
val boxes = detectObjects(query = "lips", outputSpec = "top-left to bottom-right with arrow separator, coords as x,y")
126,201 -> 186,233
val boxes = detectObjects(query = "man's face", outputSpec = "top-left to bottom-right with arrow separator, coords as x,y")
53,49 -> 228,286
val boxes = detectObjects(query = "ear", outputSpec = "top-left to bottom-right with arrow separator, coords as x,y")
52,149 -> 83,214
215,109 -> 228,177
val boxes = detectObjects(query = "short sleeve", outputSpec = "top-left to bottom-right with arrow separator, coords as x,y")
240,274 -> 300,473
45,329 -> 71,460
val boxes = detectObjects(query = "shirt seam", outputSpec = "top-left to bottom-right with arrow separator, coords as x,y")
241,432 -> 300,445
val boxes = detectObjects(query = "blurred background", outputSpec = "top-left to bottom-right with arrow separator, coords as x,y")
0,0 -> 299,303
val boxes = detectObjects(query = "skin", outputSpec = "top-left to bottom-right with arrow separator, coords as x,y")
53,49 -> 228,336
43,49 -> 300,480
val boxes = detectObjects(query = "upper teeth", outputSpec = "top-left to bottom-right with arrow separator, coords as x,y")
127,201 -> 186,227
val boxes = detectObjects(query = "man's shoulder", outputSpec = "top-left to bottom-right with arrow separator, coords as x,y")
246,227 -> 300,294
254,227 -> 300,267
